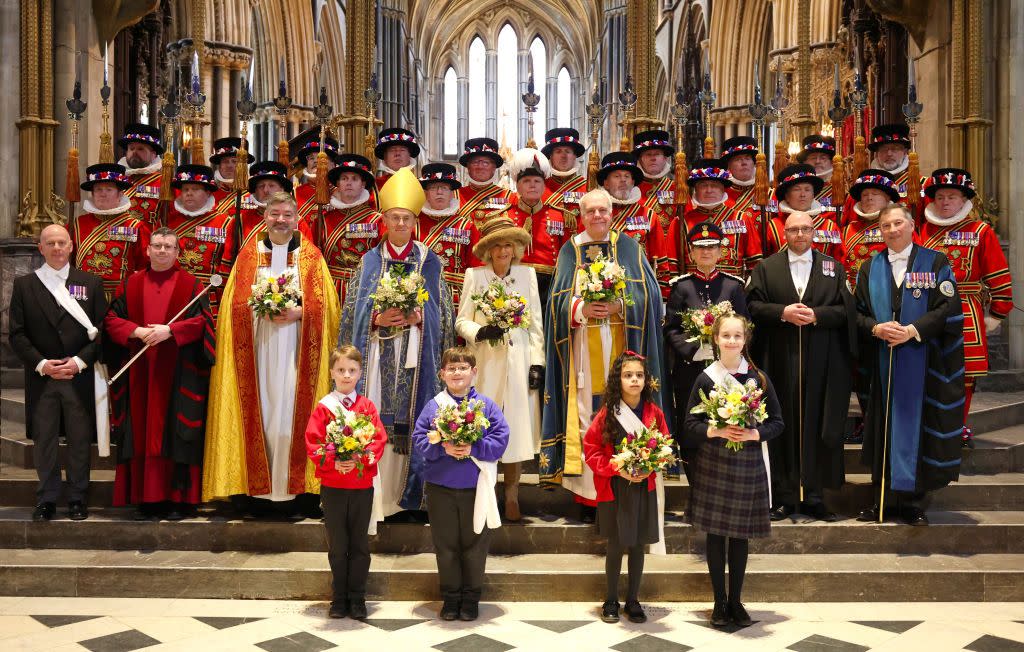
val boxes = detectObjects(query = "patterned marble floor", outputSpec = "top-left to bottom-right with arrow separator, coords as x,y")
1,597 -> 1022,652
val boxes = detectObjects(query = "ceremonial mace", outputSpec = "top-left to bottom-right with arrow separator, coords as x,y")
234,72 -> 257,248
698,64 -> 717,159
748,60 -> 771,251
313,85 -> 334,213
523,73 -> 540,149
364,74 -> 382,166
618,73 -> 638,152
157,77 -> 182,227
903,55 -> 924,211
585,81 -> 608,191
107,275 -> 224,385
771,60 -> 790,189
670,86 -> 691,207
65,79 -> 87,222
98,44 -> 114,163
879,311 -> 897,523
849,62 -> 869,183
186,49 -> 207,163
828,64 -> 851,217
273,57 -> 292,167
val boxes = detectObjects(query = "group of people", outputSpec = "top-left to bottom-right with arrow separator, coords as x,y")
8,117 -> 1011,627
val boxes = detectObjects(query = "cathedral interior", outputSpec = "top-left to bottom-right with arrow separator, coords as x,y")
1,2 -> 1024,641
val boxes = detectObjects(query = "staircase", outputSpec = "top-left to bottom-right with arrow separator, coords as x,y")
2,381 -> 1023,602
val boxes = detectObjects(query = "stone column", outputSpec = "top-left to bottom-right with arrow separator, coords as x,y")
458,74 -> 469,150
518,47 -> 529,147
341,0 -> 378,158
546,74 -> 557,130
1004,0 -> 1024,369
485,48 -> 497,140
0,0 -> 22,237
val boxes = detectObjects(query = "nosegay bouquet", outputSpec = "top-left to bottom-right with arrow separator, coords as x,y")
370,263 -> 430,315
426,398 -> 491,458
470,279 -> 530,346
249,271 -> 303,318
578,255 -> 634,306
315,409 -> 378,477
610,421 -> 676,476
680,300 -> 736,347
689,379 -> 768,451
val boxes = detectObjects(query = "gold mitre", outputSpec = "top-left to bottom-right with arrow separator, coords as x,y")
378,167 -> 426,215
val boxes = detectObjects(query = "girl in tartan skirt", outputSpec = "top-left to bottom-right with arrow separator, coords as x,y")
583,351 -> 670,625
683,315 -> 784,628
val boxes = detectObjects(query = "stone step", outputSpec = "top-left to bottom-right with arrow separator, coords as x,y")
1,548 -> 1020,601
2,387 -> 24,423
1,367 -> 22,389
1,506 -> 1021,556
2,468 -> 1023,513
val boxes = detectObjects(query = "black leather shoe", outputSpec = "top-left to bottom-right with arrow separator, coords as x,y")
801,502 -> 838,522
458,601 -> 479,621
728,601 -> 752,627
32,502 -> 56,521
165,507 -> 184,521
902,506 -> 929,526
328,601 -> 348,619
624,600 -> 647,623
710,601 -> 730,627
67,501 -> 88,521
600,600 -> 620,623
440,599 -> 460,621
770,504 -> 795,521
132,506 -> 151,521
857,505 -> 886,522
580,505 -> 597,524
348,599 -> 368,620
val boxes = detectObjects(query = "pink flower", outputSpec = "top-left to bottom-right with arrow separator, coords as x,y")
740,395 -> 748,403
465,411 -> 476,422
703,312 -> 715,326
513,315 -> 521,325
749,399 -> 760,409
647,438 -> 657,449
603,279 -> 613,289
448,421 -> 458,431
627,434 -> 636,443
343,425 -> 353,436
325,443 -> 336,452
277,275 -> 287,286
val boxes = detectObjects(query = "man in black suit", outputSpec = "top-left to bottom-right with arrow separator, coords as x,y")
9,224 -> 108,521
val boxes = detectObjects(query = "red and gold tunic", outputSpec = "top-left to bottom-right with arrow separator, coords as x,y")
919,216 -> 1013,377
71,208 -> 152,301
458,183 -> 513,224
166,201 -> 236,316
638,175 -> 677,227
294,180 -> 324,237
494,199 -> 569,280
317,199 -> 383,303
840,168 -> 913,226
726,182 -> 760,216
763,208 -> 844,262
544,172 -> 586,232
681,199 -> 763,278
125,170 -> 162,227
841,213 -> 887,290
418,207 -> 474,306
639,177 -> 684,297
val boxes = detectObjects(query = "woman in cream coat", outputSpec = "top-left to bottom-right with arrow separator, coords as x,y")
456,215 -> 544,521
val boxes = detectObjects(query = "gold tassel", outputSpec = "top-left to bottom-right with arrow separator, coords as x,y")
853,135 -> 869,179
99,133 -> 114,165
233,147 -> 249,192
364,132 -> 376,169
703,136 -> 715,160
674,150 -> 689,207
620,134 -> 630,152
278,138 -> 290,167
159,149 -> 176,202
906,150 -> 921,210
753,152 -> 770,207
587,149 -> 599,190
315,150 -> 330,205
831,152 -> 846,207
772,140 -> 789,189
65,148 -> 81,203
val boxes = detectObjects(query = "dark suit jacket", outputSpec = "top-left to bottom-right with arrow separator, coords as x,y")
8,266 -> 108,438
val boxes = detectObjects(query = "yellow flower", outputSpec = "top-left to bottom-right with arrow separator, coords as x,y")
343,438 -> 358,451
271,293 -> 283,303
417,288 -> 430,303
493,297 -> 506,309
614,281 -> 626,291
589,261 -> 605,275
427,430 -> 441,444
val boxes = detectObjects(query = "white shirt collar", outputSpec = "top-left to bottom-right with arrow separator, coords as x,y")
39,262 -> 70,281
787,248 -> 813,264
888,242 -> 914,258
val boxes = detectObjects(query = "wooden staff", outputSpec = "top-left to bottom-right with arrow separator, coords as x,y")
879,310 -> 896,523
107,275 -> 223,385
798,322 -> 804,503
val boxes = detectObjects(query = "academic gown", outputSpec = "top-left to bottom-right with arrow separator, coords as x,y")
746,250 -> 855,499
854,245 -> 965,494
105,266 -> 216,505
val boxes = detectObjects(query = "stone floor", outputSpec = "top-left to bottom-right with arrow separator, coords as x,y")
1,598 -> 1022,651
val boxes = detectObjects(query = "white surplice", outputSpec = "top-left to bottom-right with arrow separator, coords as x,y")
253,240 -> 301,501
455,264 -> 544,463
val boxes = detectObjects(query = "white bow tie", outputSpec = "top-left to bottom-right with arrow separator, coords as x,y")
888,253 -> 909,263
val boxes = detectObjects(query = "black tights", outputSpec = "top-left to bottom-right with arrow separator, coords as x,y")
705,533 -> 749,604
606,540 -> 645,603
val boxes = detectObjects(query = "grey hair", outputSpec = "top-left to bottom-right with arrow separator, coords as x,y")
879,202 -> 912,224
579,187 -> 612,213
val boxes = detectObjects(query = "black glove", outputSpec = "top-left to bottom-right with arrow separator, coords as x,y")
391,422 -> 410,455
528,365 -> 544,390
475,325 -> 505,343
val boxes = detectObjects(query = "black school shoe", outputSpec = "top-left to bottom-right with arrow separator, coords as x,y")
328,600 -> 348,619
458,601 -> 479,621
68,501 -> 89,520
32,502 -> 56,521
769,504 -> 795,521
624,600 -> 647,623
729,601 -> 753,627
440,599 -> 460,621
710,601 -> 730,627
348,599 -> 368,620
600,600 -> 620,623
